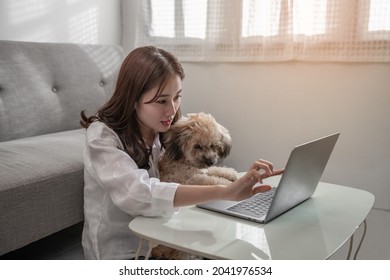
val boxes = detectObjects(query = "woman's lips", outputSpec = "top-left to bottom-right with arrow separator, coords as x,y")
161,120 -> 172,127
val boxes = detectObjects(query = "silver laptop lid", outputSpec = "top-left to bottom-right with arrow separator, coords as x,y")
264,132 -> 340,223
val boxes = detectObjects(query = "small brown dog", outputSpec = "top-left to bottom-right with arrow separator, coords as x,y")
151,112 -> 238,260
159,112 -> 238,185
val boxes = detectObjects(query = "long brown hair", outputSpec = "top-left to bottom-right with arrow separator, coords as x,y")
81,46 -> 185,169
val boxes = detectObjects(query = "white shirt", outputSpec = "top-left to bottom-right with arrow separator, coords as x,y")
82,121 -> 179,259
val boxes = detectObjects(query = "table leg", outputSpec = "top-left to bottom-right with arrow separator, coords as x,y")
145,240 -> 160,260
347,219 -> 368,260
134,238 -> 144,260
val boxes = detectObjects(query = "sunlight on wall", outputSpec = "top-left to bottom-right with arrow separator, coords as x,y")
1,0 -> 102,44
81,45 -> 122,79
68,7 -> 98,43
8,0 -> 50,24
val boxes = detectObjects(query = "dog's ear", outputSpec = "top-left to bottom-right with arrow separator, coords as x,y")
162,117 -> 193,160
162,127 -> 184,161
218,124 -> 232,158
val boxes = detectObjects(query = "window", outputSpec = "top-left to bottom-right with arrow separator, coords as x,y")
242,0 -> 281,37
148,0 -> 207,39
292,0 -> 327,36
136,0 -> 390,62
369,0 -> 390,32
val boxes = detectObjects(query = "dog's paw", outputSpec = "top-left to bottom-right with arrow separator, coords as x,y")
185,173 -> 231,185
207,166 -> 238,181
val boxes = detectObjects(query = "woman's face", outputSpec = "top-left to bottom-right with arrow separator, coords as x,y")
135,75 -> 182,143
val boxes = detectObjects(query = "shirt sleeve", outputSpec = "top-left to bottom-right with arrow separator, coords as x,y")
85,123 -> 179,217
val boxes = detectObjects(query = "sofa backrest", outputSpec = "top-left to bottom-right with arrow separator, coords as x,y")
0,40 -> 123,142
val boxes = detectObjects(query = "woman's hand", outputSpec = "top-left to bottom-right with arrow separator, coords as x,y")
223,159 -> 284,201
173,159 -> 283,207
249,159 -> 284,183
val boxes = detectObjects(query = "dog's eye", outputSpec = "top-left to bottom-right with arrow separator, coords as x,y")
194,144 -> 202,150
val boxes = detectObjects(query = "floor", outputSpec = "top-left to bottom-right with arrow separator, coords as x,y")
0,223 -> 85,260
1,208 -> 389,260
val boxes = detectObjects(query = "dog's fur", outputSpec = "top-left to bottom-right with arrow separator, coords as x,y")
151,113 -> 238,260
159,112 -> 238,185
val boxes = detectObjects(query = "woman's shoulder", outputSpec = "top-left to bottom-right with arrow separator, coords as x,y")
87,120 -> 113,133
86,121 -> 121,146
87,120 -> 110,130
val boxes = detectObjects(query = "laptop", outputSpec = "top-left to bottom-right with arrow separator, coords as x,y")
197,132 -> 340,223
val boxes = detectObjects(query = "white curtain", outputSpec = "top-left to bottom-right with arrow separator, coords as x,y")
135,0 -> 390,62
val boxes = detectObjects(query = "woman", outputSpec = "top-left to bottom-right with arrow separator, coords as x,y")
80,46 -> 283,259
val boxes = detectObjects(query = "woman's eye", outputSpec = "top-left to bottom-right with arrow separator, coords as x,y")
156,100 -> 166,104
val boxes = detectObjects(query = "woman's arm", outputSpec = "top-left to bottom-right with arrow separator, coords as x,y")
173,159 -> 284,207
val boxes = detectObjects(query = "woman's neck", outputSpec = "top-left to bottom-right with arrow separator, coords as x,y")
142,130 -> 158,148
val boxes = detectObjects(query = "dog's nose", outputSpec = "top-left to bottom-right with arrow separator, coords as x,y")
204,158 -> 214,167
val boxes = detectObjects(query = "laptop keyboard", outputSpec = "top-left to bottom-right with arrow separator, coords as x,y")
227,188 -> 276,217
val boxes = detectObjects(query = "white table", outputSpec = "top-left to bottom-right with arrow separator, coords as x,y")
129,176 -> 374,259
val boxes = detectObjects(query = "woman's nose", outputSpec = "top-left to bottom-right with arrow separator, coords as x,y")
166,100 -> 177,115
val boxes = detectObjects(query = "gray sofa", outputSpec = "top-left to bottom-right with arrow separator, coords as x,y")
0,40 -> 123,255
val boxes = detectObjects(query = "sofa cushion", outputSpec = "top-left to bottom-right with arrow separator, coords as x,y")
0,40 -> 123,142
0,129 -> 85,255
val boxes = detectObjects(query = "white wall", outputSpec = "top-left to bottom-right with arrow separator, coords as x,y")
0,0 -> 121,44
180,62 -> 390,210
